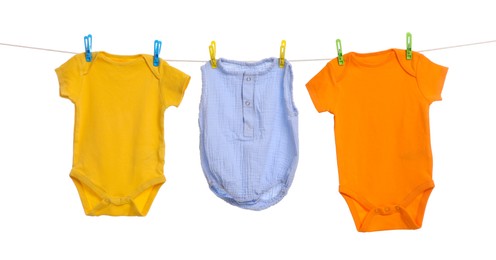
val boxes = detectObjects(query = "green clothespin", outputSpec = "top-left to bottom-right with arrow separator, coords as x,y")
336,39 -> 344,66
406,32 -> 412,60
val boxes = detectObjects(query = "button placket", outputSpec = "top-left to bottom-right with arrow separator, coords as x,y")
242,74 -> 255,137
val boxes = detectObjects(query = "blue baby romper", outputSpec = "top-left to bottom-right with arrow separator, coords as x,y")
199,58 -> 299,210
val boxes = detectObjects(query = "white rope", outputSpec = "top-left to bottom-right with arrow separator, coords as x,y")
2,40 -> 496,62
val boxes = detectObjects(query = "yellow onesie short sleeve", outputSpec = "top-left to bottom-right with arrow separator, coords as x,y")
56,54 -> 84,102
160,62 -> 190,109
56,52 -> 190,216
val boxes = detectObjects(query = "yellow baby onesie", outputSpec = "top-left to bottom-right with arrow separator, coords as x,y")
56,52 -> 190,216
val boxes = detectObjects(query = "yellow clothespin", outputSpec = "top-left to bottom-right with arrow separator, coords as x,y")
209,41 -> 217,68
279,40 -> 286,68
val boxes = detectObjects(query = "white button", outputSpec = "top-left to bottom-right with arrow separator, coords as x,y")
246,77 -> 251,81
245,101 -> 251,106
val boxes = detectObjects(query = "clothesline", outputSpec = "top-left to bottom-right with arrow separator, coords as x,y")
1,40 -> 496,62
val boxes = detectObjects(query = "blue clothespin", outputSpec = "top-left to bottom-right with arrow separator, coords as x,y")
84,34 -> 92,62
153,40 -> 162,67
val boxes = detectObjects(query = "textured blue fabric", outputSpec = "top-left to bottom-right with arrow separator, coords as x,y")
199,58 -> 299,210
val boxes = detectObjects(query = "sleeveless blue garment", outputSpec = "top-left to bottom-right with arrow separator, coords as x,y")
199,58 -> 299,210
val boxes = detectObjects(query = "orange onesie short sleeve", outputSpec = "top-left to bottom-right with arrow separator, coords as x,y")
416,53 -> 448,102
306,49 -> 448,232
306,59 -> 344,114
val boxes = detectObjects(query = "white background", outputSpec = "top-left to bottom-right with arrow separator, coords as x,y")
1,0 -> 495,259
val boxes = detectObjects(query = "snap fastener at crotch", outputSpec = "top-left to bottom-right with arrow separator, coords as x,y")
374,205 -> 402,215
105,197 -> 131,206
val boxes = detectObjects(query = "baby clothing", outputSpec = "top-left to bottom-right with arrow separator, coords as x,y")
306,49 -> 448,231
57,52 -> 190,216
199,58 -> 299,210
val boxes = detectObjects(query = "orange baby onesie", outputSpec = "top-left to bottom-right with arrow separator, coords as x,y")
306,49 -> 448,232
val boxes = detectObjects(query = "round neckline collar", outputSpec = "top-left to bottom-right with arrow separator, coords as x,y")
96,51 -> 146,66
348,49 -> 399,68
216,57 -> 279,75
